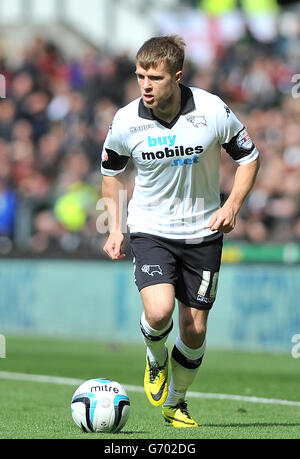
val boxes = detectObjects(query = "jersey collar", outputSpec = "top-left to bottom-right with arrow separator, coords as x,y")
138,84 -> 195,129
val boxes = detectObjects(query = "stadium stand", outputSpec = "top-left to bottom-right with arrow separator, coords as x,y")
0,2 -> 300,257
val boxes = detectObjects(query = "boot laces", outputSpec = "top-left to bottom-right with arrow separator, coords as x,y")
148,356 -> 167,383
178,401 -> 192,419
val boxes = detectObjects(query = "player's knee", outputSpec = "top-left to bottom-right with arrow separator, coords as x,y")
145,305 -> 174,331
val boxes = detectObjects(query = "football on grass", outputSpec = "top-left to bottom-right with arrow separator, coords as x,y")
71,378 -> 130,433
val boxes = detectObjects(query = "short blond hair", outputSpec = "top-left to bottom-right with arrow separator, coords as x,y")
136,35 -> 186,75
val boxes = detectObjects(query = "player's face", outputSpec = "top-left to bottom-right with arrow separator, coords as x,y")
135,61 -> 182,111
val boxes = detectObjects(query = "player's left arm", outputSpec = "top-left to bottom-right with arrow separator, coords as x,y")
210,99 -> 260,233
208,157 -> 260,233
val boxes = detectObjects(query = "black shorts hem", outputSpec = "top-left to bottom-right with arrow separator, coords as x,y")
176,290 -> 216,310
176,299 -> 215,310
137,280 -> 176,292
137,282 -> 215,310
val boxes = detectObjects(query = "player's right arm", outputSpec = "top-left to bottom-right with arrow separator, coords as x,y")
101,113 -> 131,260
102,174 -> 127,260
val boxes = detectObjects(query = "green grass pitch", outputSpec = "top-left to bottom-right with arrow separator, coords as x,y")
0,336 -> 299,439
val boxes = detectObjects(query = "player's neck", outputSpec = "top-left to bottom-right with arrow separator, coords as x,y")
152,85 -> 181,124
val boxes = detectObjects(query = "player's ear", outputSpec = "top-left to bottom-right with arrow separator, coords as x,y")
175,70 -> 183,84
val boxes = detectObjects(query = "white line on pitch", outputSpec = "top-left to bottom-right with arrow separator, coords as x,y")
0,371 -> 300,408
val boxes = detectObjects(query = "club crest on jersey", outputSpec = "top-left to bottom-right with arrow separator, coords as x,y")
186,115 -> 207,128
237,128 -> 253,150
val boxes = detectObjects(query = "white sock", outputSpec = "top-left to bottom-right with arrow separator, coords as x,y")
140,312 -> 173,366
165,335 -> 206,406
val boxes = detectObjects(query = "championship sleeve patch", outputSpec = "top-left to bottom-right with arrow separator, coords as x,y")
101,148 -> 129,171
222,127 -> 255,161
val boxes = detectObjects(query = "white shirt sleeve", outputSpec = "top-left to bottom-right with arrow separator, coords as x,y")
215,97 -> 243,145
101,110 -> 131,176
215,97 -> 259,165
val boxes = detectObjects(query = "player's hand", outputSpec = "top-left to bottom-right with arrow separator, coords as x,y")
207,204 -> 237,234
103,232 -> 126,260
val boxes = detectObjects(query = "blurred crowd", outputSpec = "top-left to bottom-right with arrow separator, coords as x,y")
0,7 -> 300,257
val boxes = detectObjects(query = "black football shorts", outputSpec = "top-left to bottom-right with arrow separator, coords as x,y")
129,232 -> 223,310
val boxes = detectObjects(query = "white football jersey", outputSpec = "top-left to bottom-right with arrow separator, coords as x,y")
101,85 -> 259,240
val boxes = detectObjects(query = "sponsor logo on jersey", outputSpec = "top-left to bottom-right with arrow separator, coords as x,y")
130,124 -> 155,133
237,128 -> 253,150
141,135 -> 204,167
148,135 -> 176,147
141,145 -> 203,160
170,156 -> 200,167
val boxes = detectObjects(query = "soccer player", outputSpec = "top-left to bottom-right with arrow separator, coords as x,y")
101,35 -> 260,427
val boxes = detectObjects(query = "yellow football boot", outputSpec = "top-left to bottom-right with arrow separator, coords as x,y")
162,401 -> 198,427
144,349 -> 168,406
